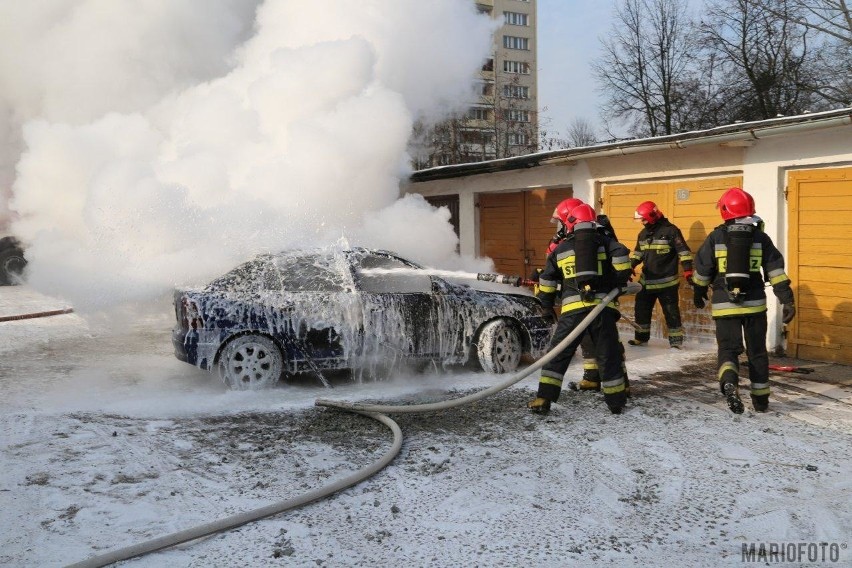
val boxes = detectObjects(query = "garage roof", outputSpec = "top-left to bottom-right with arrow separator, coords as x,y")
410,108 -> 852,182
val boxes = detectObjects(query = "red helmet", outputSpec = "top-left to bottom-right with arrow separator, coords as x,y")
551,198 -> 584,226
634,201 -> 662,224
717,187 -> 755,220
565,203 -> 596,233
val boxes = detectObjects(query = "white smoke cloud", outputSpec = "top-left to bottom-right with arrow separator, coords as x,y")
3,0 -> 494,313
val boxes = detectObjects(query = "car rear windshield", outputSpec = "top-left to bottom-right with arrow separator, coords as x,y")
207,254 -> 348,293
272,254 -> 347,291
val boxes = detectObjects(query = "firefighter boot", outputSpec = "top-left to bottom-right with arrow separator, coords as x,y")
606,392 -> 627,415
527,397 -> 551,414
628,339 -> 648,346
751,394 -> 769,413
579,359 -> 601,391
669,335 -> 684,349
578,377 -> 601,391
568,364 -> 601,392
723,382 -> 744,415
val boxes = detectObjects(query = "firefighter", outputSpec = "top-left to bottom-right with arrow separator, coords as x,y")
692,187 -> 795,414
532,198 -> 611,391
528,203 -> 632,415
628,201 -> 694,348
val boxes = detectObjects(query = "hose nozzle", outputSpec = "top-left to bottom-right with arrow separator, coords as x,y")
476,273 -> 523,286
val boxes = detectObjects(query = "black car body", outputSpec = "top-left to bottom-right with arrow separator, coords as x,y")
172,248 -> 553,389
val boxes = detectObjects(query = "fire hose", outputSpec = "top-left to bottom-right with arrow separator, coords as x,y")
67,287 -> 628,568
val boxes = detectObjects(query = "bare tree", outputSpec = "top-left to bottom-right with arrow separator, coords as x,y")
743,0 -> 851,44
566,117 -> 599,147
593,0 -> 697,137
699,0 -> 825,121
742,0 -> 851,105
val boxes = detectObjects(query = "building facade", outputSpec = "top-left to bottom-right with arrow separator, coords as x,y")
412,0 -> 538,168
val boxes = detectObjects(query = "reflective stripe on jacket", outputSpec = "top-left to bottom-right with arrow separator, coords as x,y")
693,222 -> 794,318
630,217 -> 693,290
538,226 -> 631,316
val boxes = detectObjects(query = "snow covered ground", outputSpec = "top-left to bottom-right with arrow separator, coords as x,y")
2,286 -> 851,567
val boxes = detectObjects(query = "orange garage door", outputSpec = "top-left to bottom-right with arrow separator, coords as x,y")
787,167 -> 852,364
479,188 -> 573,277
603,176 -> 743,340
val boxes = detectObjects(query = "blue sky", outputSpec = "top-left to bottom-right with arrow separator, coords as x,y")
538,0 -> 705,141
537,0 -> 617,139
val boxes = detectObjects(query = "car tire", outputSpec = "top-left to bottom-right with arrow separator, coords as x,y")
0,245 -> 27,286
218,334 -> 284,390
475,319 -> 522,374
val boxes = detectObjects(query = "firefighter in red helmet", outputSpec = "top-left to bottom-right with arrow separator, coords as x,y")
528,204 -> 632,415
531,198 -> 628,393
692,187 -> 795,414
550,197 -> 584,244
628,201 -> 694,348
530,198 -> 585,292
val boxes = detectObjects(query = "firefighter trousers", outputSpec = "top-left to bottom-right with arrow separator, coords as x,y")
714,312 -> 770,399
633,285 -> 683,344
536,307 -> 627,410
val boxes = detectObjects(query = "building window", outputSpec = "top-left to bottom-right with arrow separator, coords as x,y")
482,58 -> 494,72
502,36 -> 529,50
504,12 -> 529,26
460,128 -> 493,145
503,60 -> 530,74
506,109 -> 530,122
509,133 -> 529,146
478,82 -> 494,97
502,85 -> 530,99
468,107 -> 490,121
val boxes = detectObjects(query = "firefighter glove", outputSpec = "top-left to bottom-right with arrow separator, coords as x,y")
782,303 -> 796,324
693,285 -> 708,309
579,284 -> 595,303
682,269 -> 693,284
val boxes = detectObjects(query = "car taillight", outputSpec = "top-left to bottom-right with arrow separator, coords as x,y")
181,298 -> 203,330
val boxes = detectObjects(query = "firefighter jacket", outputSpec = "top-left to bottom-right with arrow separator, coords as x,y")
534,220 -> 621,298
630,217 -> 693,291
537,222 -> 632,315
692,219 -> 794,318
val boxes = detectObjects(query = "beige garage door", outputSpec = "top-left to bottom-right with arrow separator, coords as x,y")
787,167 -> 852,364
603,176 -> 743,340
479,188 -> 573,277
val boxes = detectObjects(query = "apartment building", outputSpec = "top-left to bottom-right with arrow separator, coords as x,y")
413,0 -> 538,169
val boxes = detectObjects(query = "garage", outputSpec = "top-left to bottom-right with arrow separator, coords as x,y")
478,187 -> 573,277
602,175 -> 743,340
787,167 -> 852,364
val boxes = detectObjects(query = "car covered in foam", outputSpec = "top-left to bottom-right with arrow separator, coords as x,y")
172,247 -> 553,389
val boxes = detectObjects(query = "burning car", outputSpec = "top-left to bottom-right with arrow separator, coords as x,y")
172,248 -> 553,389
0,236 -> 27,286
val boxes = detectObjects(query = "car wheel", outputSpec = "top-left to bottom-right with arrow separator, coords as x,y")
476,319 -> 522,374
0,247 -> 27,286
218,335 -> 284,390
